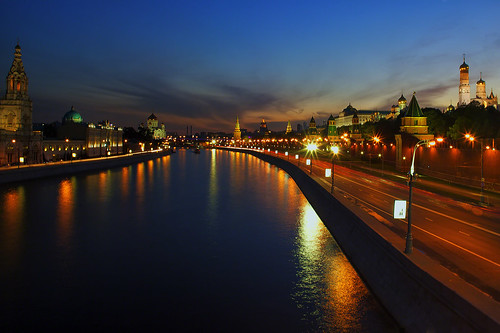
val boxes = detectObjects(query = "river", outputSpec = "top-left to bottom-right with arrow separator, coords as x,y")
0,149 -> 397,331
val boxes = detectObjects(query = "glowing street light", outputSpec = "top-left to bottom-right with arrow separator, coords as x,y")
331,145 -> 339,193
465,134 -> 485,203
306,143 -> 317,174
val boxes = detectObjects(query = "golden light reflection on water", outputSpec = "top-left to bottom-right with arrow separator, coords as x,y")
1,187 -> 25,259
207,149 -> 218,221
120,166 -> 130,199
57,178 -> 75,248
295,201 -> 367,331
147,160 -> 154,189
136,162 -> 145,204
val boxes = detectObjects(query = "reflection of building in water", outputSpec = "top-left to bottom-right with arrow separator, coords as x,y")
42,106 -> 123,161
0,43 -> 42,166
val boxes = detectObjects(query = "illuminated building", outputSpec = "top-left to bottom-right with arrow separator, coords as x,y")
458,56 -> 470,106
458,57 -> 497,108
285,120 -> 292,134
327,114 -> 336,141
0,43 -> 42,166
42,106 -> 123,161
388,94 -> 407,119
470,72 -> 498,109
233,116 -> 241,140
334,103 -> 390,128
259,119 -> 269,136
146,113 -> 166,140
399,93 -> 433,140
308,117 -> 318,136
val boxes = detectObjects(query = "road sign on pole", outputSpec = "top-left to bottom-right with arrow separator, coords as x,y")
394,200 -> 406,219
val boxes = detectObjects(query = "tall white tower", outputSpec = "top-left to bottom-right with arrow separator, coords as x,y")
476,72 -> 486,99
458,55 -> 470,106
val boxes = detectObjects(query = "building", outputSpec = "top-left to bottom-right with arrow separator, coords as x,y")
42,107 -> 123,161
458,56 -> 471,106
400,93 -> 433,140
233,116 -> 241,140
259,119 -> 269,136
285,120 -> 292,134
327,115 -> 336,141
388,94 -> 408,119
334,103 -> 390,128
458,57 -> 497,108
308,117 -> 318,136
0,43 -> 42,166
147,113 -> 166,140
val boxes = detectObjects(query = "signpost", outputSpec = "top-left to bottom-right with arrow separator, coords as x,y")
394,200 -> 406,219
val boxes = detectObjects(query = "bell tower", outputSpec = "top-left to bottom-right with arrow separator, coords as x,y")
458,54 -> 470,106
0,43 -> 33,132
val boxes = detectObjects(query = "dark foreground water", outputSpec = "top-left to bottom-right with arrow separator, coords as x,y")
0,149 -> 397,332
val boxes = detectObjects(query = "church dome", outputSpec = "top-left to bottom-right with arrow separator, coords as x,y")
62,106 -> 83,124
342,103 -> 357,116
398,94 -> 407,102
460,61 -> 469,70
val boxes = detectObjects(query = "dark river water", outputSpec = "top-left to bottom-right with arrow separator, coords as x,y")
0,149 -> 397,332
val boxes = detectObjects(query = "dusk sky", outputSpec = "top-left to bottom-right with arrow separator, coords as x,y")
1,0 -> 500,133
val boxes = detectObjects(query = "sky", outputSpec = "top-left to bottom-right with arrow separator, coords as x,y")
1,0 -> 500,133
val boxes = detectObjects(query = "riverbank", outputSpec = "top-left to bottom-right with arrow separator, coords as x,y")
222,147 -> 500,332
0,150 -> 170,185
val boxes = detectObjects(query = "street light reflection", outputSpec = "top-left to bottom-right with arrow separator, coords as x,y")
294,202 -> 366,330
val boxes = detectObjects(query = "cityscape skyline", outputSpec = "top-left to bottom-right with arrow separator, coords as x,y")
1,1 -> 500,132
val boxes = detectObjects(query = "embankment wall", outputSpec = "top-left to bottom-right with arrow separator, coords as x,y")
0,151 -> 169,185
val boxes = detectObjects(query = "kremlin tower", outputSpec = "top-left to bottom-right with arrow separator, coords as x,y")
233,116 -> 241,140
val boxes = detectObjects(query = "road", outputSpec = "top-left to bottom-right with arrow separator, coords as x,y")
253,148 -> 500,301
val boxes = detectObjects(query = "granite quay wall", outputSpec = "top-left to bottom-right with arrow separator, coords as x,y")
224,147 -> 500,333
0,150 -> 170,185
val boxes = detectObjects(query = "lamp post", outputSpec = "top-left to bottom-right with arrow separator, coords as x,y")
331,145 -> 339,193
373,136 -> 384,176
306,142 -> 317,174
405,139 -> 435,254
466,135 -> 485,203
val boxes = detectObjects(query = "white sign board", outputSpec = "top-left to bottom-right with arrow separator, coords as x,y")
394,200 -> 407,219
325,168 -> 332,177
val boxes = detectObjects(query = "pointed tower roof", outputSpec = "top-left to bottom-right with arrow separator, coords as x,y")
406,92 -> 424,117
328,114 -> 335,121
235,116 -> 240,130
8,43 -> 26,77
148,113 -> 157,120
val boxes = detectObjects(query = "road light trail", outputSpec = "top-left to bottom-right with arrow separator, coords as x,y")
334,182 -> 500,268
335,172 -> 500,238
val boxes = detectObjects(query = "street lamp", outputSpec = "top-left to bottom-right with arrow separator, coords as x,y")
405,139 -> 435,254
373,136 -> 384,176
465,135 -> 485,203
331,145 -> 339,193
306,142 -> 317,174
